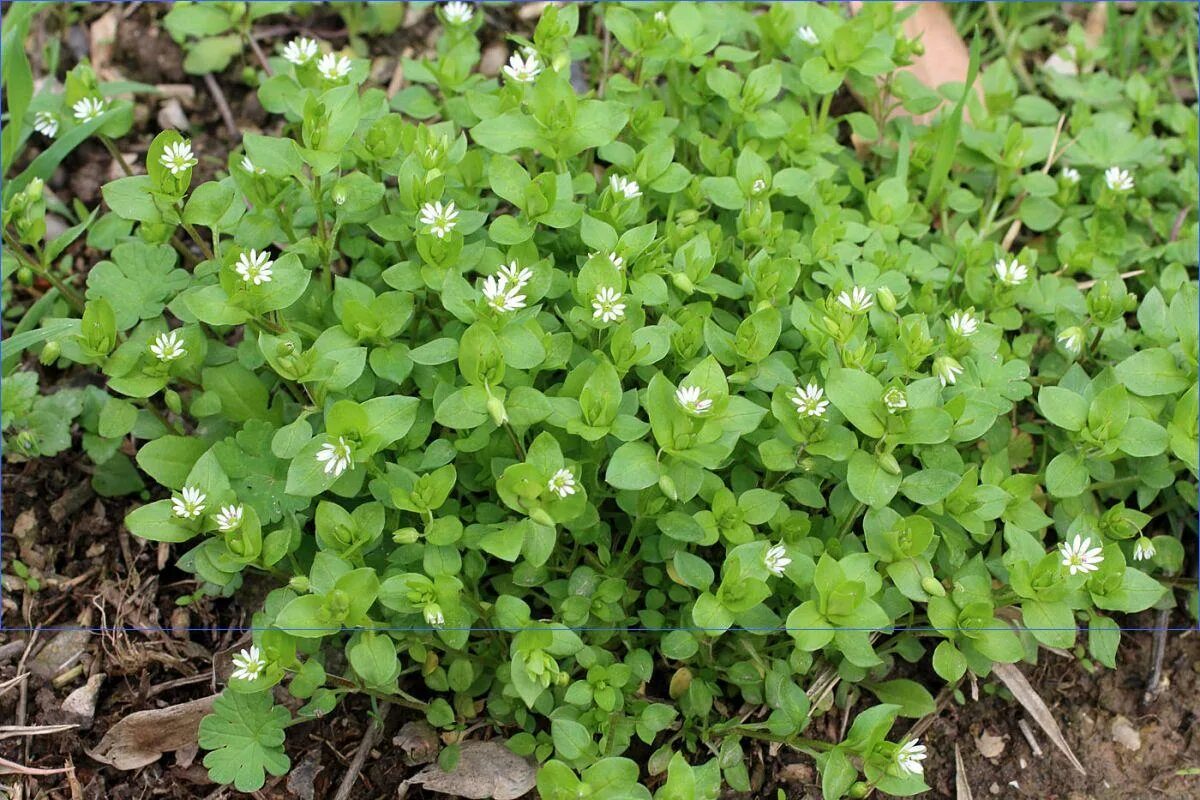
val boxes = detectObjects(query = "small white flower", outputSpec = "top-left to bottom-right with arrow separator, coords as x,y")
171,486 -> 207,519
547,468 -> 577,499
883,386 -> 908,414
235,249 -> 274,285
503,51 -> 542,83
497,261 -> 534,290
675,385 -> 712,416
1057,326 -> 1085,355
149,330 -> 186,362
316,436 -> 354,477
994,258 -> 1029,286
790,382 -> 828,418
418,200 -> 459,238
837,286 -> 874,314
895,739 -> 927,776
933,355 -> 963,387
240,155 -> 265,175
443,1 -> 474,25
72,96 -> 108,123
1060,166 -> 1080,184
317,52 -> 352,81
282,36 -> 319,65
764,544 -> 791,576
609,175 -> 642,199
592,286 -> 626,324
1133,537 -> 1155,562
1104,166 -> 1135,192
797,25 -> 819,45
332,188 -> 347,206
751,178 -> 767,195
423,603 -> 445,627
215,504 -> 244,532
608,252 -> 625,270
33,111 -> 58,138
159,139 -> 198,176
948,309 -> 979,337
483,274 -> 526,313
230,645 -> 267,681
654,11 -> 667,22
1059,534 -> 1104,575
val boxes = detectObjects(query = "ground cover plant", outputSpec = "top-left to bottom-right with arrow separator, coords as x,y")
2,2 -> 1197,797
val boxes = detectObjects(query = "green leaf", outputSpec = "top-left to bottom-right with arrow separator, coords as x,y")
199,691 -> 291,793
1037,386 -> 1087,431
847,449 -> 901,508
136,435 -> 211,489
1115,349 -> 1190,396
605,441 -> 660,490
826,369 -> 885,437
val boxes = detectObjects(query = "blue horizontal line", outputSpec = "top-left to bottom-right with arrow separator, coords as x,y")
2,625 -> 1196,633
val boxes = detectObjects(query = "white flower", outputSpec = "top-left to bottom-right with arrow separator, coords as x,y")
1059,534 -> 1104,576
948,309 -> 979,337
240,155 -> 265,175
317,52 -> 352,81
797,25 -> 819,45
483,274 -> 526,313
547,468 -> 577,499
230,645 -> 267,681
1060,166 -> 1080,184
418,200 -> 459,238
654,11 -> 667,22
233,249 -> 274,285
503,51 -> 542,83
498,261 -> 533,289
282,36 -> 319,65
171,486 -> 207,519
675,385 -> 712,416
149,330 -> 186,362
837,286 -> 874,314
423,603 -> 445,627
883,386 -> 908,413
159,139 -> 198,176
215,504 -> 244,532
764,544 -> 791,576
895,739 -> 927,776
443,1 -> 474,25
933,355 -> 963,387
994,258 -> 1029,286
1133,537 -> 1155,562
1057,326 -> 1085,355
592,286 -> 625,324
751,178 -> 767,195
72,96 -> 108,123
608,252 -> 625,270
33,111 -> 58,138
316,436 -> 354,477
609,175 -> 642,199
790,383 -> 828,418
1104,166 -> 1134,192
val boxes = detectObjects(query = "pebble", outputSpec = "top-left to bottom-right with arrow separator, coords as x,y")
1110,714 -> 1142,752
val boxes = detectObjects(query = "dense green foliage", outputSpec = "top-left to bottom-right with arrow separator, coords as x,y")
3,3 -> 1197,797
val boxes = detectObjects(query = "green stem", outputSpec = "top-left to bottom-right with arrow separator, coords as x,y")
3,229 -> 85,312
98,134 -> 135,177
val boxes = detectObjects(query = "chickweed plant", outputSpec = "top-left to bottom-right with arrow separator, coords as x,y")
2,3 -> 1197,797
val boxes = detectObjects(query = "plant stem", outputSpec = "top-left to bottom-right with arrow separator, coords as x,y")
2,230 -> 85,312
98,134 -> 135,177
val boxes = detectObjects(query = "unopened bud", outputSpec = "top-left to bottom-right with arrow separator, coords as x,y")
921,576 -> 947,597
288,576 -> 310,593
38,340 -> 61,365
164,389 -> 182,415
658,474 -> 678,500
878,452 -> 901,475
392,527 -> 420,544
486,394 -> 508,426
877,286 -> 897,313
671,272 -> 695,295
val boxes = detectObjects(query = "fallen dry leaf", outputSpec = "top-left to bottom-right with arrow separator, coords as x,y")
86,695 -> 217,770
974,729 -> 1006,759
954,743 -> 973,800
991,662 -> 1086,775
409,740 -> 536,800
393,720 -> 440,766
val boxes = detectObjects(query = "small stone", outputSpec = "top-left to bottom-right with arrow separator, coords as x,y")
62,673 -> 104,727
1110,715 -> 1142,752
156,98 -> 189,131
28,629 -> 90,680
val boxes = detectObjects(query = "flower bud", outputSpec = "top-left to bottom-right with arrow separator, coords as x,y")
878,452 -> 901,475
668,667 -> 692,699
849,782 -> 871,799
658,474 -> 678,501
671,272 -> 695,295
288,576 -> 310,593
530,508 -> 555,528
16,267 -> 33,286
164,389 -> 182,415
676,209 -> 700,226
877,286 -> 897,313
486,394 -> 508,426
921,576 -> 947,597
392,527 -> 420,544
38,340 -> 61,365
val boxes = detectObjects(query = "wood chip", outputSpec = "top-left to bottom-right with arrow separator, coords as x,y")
975,730 -> 1006,759
992,662 -> 1085,774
